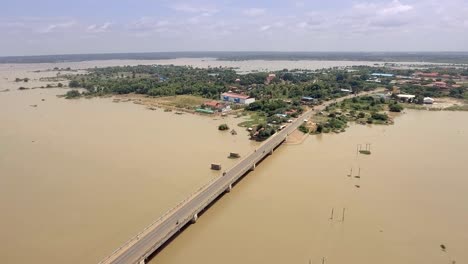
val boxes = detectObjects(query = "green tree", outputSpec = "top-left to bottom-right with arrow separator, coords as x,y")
65,90 -> 81,99
69,80 -> 80,88
218,124 -> 229,131
389,103 -> 403,112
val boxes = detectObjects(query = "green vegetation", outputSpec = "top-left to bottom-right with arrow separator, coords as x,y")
65,65 -> 382,103
69,80 -> 80,88
250,123 -> 276,141
218,124 -> 229,131
60,63 -> 468,139
371,112 -> 389,121
313,95 -> 398,133
298,124 -> 309,134
389,103 -> 403,112
65,90 -> 81,99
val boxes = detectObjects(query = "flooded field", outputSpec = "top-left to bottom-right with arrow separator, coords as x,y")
1,62 -> 467,264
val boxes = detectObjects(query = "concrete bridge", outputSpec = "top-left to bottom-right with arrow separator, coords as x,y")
99,91 -> 379,264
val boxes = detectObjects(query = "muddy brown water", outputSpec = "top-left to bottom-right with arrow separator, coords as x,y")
152,110 -> 468,264
1,63 -> 467,264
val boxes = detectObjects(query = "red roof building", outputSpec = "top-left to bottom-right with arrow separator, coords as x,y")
416,72 -> 439,78
433,81 -> 448,88
204,101 -> 222,108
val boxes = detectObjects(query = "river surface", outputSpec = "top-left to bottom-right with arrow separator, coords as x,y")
1,62 -> 467,264
0,58 -> 445,75
0,64 -> 259,263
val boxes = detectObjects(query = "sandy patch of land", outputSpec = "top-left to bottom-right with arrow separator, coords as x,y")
285,121 -> 316,145
285,129 -> 308,144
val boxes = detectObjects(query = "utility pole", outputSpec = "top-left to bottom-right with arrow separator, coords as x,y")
330,208 -> 334,220
342,208 -> 346,222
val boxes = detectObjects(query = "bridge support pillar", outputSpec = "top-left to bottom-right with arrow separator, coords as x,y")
251,163 -> 256,171
139,259 -> 145,264
226,184 -> 232,193
191,213 -> 198,223
270,149 -> 273,155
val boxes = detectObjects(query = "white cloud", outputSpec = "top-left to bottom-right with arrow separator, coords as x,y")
171,3 -> 218,15
243,8 -> 266,17
39,21 -> 76,33
128,17 -> 169,32
259,25 -> 271,31
87,22 -> 112,33
379,0 -> 414,15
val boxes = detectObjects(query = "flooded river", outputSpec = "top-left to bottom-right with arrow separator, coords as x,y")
1,62 -> 467,264
0,65 -> 258,263
153,110 -> 468,264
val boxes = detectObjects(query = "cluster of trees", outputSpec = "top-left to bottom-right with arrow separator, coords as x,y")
251,124 -> 276,141
67,65 -> 235,99
316,116 -> 348,133
400,84 -> 468,100
218,124 -> 229,131
66,65 -> 384,104
400,84 -> 443,98
389,103 -> 403,112
65,90 -> 81,99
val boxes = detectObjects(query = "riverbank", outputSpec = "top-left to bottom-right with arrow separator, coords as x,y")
403,97 -> 468,111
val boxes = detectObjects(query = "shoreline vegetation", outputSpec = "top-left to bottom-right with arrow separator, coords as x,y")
61,63 -> 467,140
7,61 -> 467,141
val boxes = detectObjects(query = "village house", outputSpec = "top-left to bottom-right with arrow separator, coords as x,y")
220,92 -> 255,105
265,73 -> 276,84
301,96 -> 317,105
415,72 -> 439,78
433,81 -> 448,88
203,101 -> 231,112
397,94 -> 416,102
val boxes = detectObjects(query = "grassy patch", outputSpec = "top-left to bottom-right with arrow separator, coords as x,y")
238,112 -> 267,128
157,95 -> 207,109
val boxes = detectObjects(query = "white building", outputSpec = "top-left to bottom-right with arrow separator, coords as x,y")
221,92 -> 256,105
397,94 -> 416,102
423,97 -> 435,104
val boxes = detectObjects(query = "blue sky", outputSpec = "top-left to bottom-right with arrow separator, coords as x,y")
1,0 -> 467,56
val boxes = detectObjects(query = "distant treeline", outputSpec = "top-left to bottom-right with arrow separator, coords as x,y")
65,64 -> 380,101
1,52 -> 468,64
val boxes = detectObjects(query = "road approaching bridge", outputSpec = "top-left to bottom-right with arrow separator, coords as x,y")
99,91 -> 380,264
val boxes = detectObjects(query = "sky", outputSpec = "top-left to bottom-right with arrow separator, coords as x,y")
1,0 -> 468,56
